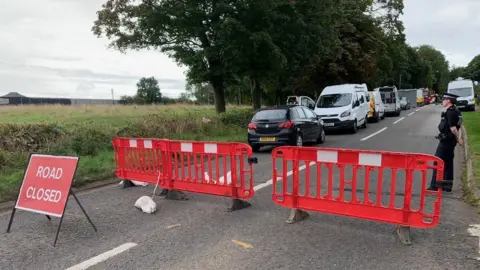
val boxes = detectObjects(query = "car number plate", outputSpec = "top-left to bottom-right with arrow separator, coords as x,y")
260,137 -> 276,142
458,105 -> 465,108
324,123 -> 334,127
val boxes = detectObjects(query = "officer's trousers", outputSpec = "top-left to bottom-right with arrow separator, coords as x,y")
429,140 -> 456,190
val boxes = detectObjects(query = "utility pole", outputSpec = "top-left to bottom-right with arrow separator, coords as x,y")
399,74 -> 403,90
111,88 -> 115,105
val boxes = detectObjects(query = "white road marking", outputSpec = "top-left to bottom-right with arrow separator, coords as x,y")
254,162 -> 315,191
393,117 -> 405,124
65,243 -> 138,270
467,224 -> 480,261
408,112 -> 415,116
360,127 -> 388,141
416,108 -> 421,112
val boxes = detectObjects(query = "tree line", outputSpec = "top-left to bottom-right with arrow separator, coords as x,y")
93,0 -> 479,113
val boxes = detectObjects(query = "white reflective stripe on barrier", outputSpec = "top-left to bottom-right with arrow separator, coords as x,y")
359,153 -> 382,167
204,144 -> 218,154
181,143 -> 193,152
317,150 -> 338,163
129,140 -> 137,148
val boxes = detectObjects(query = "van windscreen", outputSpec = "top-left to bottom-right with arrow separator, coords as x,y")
317,93 -> 352,108
449,87 -> 473,97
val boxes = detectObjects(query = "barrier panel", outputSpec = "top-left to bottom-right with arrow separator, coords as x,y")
113,137 -> 257,211
113,138 -> 169,187
271,146 -> 446,244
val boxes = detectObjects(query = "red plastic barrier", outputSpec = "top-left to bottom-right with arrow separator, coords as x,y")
113,137 -> 256,210
272,146 -> 445,232
162,140 -> 255,200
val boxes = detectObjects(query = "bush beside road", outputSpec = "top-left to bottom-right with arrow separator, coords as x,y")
0,104 -> 253,202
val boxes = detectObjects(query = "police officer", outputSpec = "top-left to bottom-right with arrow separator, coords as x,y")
427,93 -> 463,192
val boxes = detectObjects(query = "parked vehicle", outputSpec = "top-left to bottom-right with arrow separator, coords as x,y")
286,96 -> 316,110
400,97 -> 411,110
314,83 -> 370,134
248,105 -> 325,152
377,86 -> 401,116
368,90 -> 385,122
416,89 -> 424,107
448,78 -> 476,111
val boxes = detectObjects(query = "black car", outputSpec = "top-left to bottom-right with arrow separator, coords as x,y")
247,105 -> 326,152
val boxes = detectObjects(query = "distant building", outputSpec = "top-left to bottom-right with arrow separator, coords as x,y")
0,92 -> 124,105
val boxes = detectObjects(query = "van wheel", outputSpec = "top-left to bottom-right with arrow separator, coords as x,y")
350,121 -> 358,134
376,112 -> 381,122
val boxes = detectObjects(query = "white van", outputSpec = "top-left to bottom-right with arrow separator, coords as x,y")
314,84 -> 370,133
448,78 -> 476,111
376,86 -> 401,116
368,90 -> 385,122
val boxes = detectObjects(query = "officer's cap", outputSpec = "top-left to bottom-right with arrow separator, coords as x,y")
442,93 -> 459,101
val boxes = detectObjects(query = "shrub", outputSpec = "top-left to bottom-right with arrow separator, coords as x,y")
0,123 -> 65,152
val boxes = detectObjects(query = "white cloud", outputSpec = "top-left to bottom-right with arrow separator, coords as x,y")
0,0 -> 479,99
0,0 -> 187,99
402,0 -> 480,67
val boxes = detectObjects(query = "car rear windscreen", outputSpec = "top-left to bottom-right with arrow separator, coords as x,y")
253,109 -> 288,121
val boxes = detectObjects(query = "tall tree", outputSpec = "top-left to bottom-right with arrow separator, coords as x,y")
449,66 -> 467,81
465,54 -> 480,82
136,77 -> 162,104
415,45 -> 450,92
92,0 -> 237,113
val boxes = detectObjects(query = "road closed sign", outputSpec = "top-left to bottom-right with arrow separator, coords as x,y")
15,154 -> 79,217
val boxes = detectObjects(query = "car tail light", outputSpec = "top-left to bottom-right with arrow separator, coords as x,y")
279,121 -> 294,128
248,123 -> 257,130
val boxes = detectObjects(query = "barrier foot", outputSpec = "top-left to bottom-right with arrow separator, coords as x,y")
286,209 -> 309,224
121,180 -> 135,189
227,199 -> 251,212
165,190 -> 188,201
158,189 -> 169,196
396,226 -> 412,245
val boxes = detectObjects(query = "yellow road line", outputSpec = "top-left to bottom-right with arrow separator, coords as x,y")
232,239 -> 253,249
166,224 -> 181,229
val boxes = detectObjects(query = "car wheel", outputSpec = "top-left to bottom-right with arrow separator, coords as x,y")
294,133 -> 303,147
317,128 -> 326,144
250,144 -> 260,152
350,120 -> 358,134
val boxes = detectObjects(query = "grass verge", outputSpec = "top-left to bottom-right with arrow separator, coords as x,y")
0,105 -> 253,202
462,109 -> 480,206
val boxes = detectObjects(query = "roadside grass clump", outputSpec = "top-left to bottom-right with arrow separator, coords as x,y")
0,105 -> 254,202
463,111 -> 480,187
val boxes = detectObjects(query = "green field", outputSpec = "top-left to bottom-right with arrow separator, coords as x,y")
463,110 -> 480,186
0,104 -> 253,202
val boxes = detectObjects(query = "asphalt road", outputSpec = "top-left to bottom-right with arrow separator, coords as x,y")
1,104 -> 479,270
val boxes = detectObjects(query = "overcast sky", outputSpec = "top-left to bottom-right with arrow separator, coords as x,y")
0,0 -> 479,99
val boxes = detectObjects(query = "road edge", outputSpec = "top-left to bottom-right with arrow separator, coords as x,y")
0,178 -> 119,214
461,125 -> 480,206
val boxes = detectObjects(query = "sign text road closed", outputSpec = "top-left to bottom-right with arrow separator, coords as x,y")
15,154 -> 79,217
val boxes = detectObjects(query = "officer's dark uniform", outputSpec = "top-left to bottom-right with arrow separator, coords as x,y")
428,93 -> 462,191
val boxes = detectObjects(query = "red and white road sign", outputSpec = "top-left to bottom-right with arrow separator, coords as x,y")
15,154 -> 79,217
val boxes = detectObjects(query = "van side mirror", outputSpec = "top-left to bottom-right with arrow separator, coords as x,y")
308,104 -> 314,110
355,100 -> 360,107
